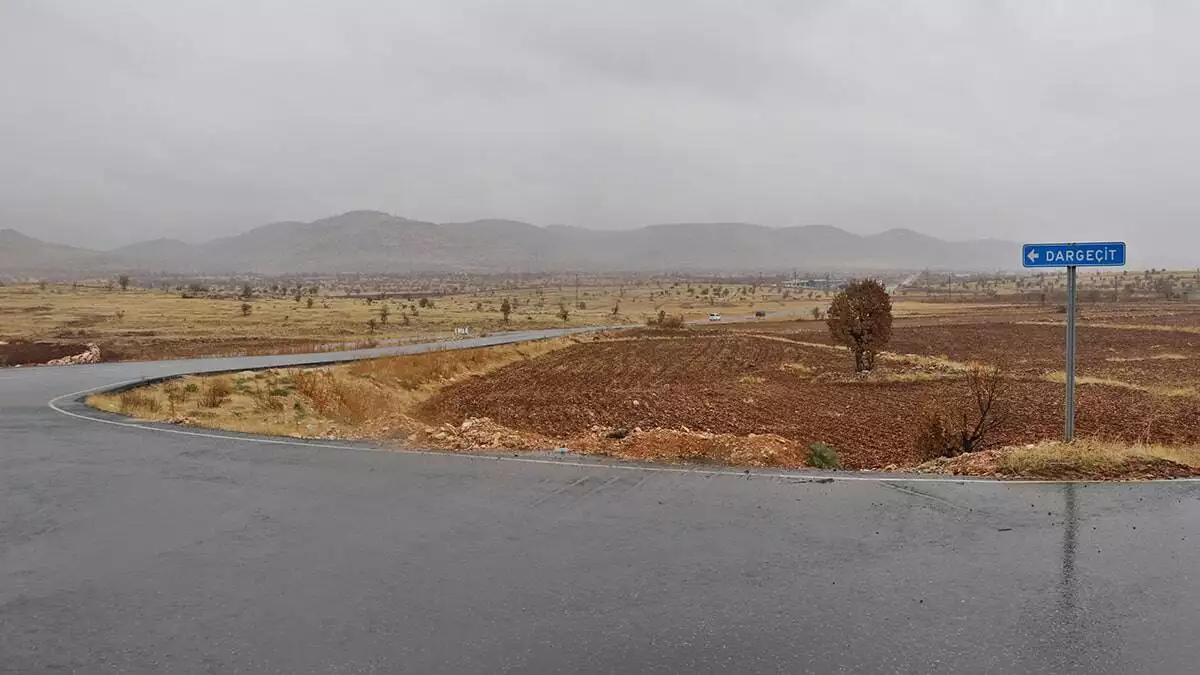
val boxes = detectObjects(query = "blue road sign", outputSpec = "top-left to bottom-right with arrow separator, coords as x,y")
1022,242 -> 1126,268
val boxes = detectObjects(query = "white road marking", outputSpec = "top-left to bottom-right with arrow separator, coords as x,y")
39,337 -> 1200,486
49,381 -> 1196,485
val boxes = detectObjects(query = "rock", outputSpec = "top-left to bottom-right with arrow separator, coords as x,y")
46,344 -> 101,366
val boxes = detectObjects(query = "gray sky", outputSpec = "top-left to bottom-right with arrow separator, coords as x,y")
3,1 -> 1199,265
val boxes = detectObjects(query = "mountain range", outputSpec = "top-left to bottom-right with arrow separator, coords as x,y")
0,211 -> 1016,276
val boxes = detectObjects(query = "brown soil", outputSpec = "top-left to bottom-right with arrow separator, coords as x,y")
420,329 -> 1200,470
0,341 -> 92,366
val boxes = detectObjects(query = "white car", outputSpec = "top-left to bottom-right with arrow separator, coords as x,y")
708,313 -> 722,322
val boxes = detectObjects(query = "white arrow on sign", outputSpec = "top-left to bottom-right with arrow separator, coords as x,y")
1027,249 -> 1039,263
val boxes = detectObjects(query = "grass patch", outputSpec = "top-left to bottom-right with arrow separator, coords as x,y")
806,442 -> 840,469
85,338 -> 575,440
1000,439 -> 1200,477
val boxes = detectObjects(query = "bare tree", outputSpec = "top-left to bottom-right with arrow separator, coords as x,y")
915,364 -> 1010,458
117,275 -> 130,291
379,304 -> 389,325
825,279 -> 893,372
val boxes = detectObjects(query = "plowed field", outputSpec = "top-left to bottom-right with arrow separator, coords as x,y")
421,322 -> 1200,469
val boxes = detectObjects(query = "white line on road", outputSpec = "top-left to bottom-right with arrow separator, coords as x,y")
47,380 -> 1196,486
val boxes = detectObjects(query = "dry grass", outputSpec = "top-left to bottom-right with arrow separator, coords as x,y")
86,337 -> 575,439
1105,353 -> 1188,362
1042,371 -> 1199,398
1,281 -> 850,361
1000,439 -> 1200,474
118,390 -> 161,414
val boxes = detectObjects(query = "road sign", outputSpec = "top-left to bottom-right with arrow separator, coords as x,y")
1023,240 -> 1128,442
1022,242 -> 1125,268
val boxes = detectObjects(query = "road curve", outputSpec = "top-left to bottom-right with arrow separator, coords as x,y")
3,330 -> 1200,674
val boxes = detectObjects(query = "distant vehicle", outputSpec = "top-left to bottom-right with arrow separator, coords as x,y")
708,313 -> 722,322
754,310 -> 767,318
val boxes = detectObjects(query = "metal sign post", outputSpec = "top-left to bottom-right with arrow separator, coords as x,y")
1023,242 -> 1126,442
1065,265 -> 1076,441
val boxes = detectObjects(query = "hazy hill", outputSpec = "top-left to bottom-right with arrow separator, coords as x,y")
0,228 -> 99,272
0,212 -> 1017,276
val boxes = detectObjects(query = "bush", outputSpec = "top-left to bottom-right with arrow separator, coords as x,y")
914,410 -> 958,460
119,390 -> 161,414
200,378 -> 233,408
914,365 -> 1009,459
807,442 -> 840,469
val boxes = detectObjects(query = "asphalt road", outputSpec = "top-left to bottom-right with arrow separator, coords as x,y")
3,330 -> 1200,673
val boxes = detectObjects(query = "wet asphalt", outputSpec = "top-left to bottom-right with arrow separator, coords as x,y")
2,330 -> 1200,674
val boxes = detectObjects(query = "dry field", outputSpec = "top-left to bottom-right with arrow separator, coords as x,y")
88,299 -> 1200,478
420,321 -> 1200,469
2,279 -> 862,364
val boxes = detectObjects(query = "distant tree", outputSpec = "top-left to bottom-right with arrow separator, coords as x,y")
611,302 -> 620,316
379,304 -> 390,324
240,302 -> 252,316
367,318 -> 377,332
38,280 -> 47,291
306,297 -> 314,309
418,297 -> 431,309
117,275 -> 130,291
500,298 -> 512,323
826,279 -> 893,373
811,306 -> 821,321
557,302 -> 570,322
1154,278 -> 1176,299
240,283 -> 253,299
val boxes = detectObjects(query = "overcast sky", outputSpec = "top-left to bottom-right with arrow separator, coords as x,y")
3,1 -> 1199,265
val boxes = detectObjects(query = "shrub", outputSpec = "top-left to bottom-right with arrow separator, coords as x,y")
240,302 -> 252,316
119,390 -> 161,414
807,442 -> 840,469
914,409 -> 958,460
184,382 -> 199,393
200,378 -> 233,408
914,364 -> 1009,459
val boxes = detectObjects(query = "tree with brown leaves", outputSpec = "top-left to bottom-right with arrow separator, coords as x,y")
826,279 -> 893,372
